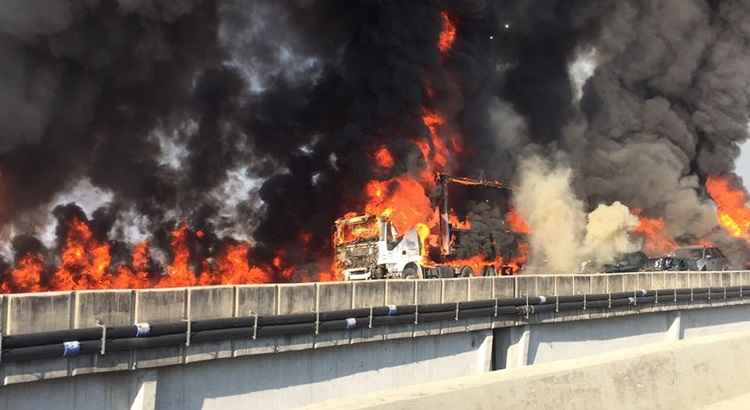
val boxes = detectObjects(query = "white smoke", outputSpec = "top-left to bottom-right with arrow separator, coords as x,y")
514,156 -> 640,273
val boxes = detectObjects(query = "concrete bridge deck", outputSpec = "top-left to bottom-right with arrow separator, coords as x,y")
2,271 -> 750,409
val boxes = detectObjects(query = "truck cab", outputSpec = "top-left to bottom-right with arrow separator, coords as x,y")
334,213 -> 423,280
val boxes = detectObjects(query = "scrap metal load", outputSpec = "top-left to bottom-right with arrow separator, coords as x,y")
334,173 -> 524,280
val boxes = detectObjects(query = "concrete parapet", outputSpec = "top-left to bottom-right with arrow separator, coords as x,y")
536,276 -> 554,296
278,284 -> 316,314
74,290 -> 133,328
590,275 -> 607,294
236,284 -> 277,316
352,281 -> 386,308
134,289 -> 187,368
637,272 -> 652,289
622,273 -> 638,291
186,286 -> 235,363
3,292 -> 73,384
493,277 -> 514,298
607,274 -> 624,293
442,279 -> 468,303
135,289 -> 186,322
676,272 -> 690,288
416,280 -> 441,305
514,275 -> 536,297
318,282 -> 353,311
5,291 -> 72,334
554,276 -> 573,296
468,278 -> 492,301
387,280 -> 415,305
573,275 -> 591,295
188,286 -> 234,320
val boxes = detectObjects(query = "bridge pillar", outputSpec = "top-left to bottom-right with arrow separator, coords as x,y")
129,370 -> 158,410
668,311 -> 684,341
505,325 -> 531,368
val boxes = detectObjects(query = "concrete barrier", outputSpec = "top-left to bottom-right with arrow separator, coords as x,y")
386,280 -> 415,305
134,289 -> 186,368
468,277 -> 492,301
3,292 -> 72,383
278,284 -> 316,314
318,282 -> 353,311
187,286 -> 234,363
5,271 -> 750,387
352,281 -> 386,308
493,277 -> 514,298
303,329 -> 750,410
442,278 -> 468,303
236,284 -> 277,315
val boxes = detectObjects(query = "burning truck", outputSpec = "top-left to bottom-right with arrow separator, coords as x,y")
334,173 -> 524,280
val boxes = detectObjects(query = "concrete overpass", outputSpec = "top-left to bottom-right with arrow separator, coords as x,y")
304,329 -> 750,410
1,271 -> 750,409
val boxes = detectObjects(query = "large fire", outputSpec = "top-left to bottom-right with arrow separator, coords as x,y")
631,211 -> 678,256
0,218 -> 290,292
0,8 -> 524,293
706,175 -> 750,238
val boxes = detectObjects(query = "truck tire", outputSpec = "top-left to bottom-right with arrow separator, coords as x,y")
402,263 -> 421,279
438,266 -> 455,278
373,266 -> 387,280
482,265 -> 496,277
459,265 -> 474,277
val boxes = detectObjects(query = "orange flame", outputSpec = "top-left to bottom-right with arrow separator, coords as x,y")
506,209 -> 530,234
374,146 -> 395,169
438,11 -> 456,54
216,243 -> 273,285
156,224 -> 197,287
4,253 -> 44,293
113,242 -> 151,289
448,211 -> 471,230
631,210 -> 678,256
364,177 -> 433,234
50,217 -> 112,290
706,175 -> 750,238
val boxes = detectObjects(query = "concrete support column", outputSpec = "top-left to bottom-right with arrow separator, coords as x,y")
667,311 -> 683,341
506,325 -> 531,368
130,370 -> 159,410
475,331 -> 494,372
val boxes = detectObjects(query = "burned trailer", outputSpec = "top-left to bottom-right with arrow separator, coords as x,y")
427,173 -> 521,277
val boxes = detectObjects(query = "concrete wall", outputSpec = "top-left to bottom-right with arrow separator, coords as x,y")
3,271 -> 750,385
4,294 -> 750,409
302,329 -> 750,410
0,331 -> 493,410
494,302 -> 750,368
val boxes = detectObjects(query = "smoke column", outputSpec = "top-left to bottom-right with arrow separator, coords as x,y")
0,0 -> 749,286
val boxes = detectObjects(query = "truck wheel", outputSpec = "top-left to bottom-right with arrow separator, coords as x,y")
402,263 -> 421,279
373,266 -> 386,280
459,266 -> 474,277
438,266 -> 455,278
482,265 -> 496,277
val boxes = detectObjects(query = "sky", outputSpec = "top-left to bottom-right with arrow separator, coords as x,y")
738,142 -> 750,190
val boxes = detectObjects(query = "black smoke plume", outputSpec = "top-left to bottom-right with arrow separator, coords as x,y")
1,0 -> 749,277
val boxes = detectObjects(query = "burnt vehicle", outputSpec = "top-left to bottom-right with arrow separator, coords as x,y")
334,174 -> 520,280
601,251 -> 649,273
649,256 -> 689,271
667,246 -> 730,271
